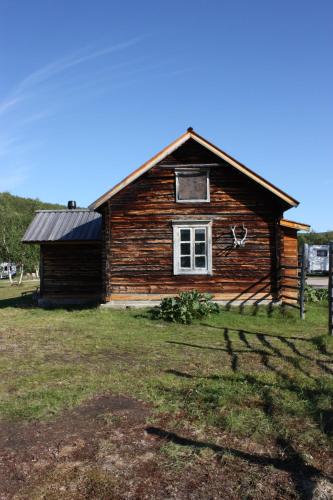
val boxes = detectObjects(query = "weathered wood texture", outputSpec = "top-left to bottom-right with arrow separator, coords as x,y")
279,226 -> 299,304
102,139 -> 288,302
40,243 -> 102,300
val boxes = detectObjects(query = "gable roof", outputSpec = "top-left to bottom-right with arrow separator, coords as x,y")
22,210 -> 102,243
89,128 -> 299,210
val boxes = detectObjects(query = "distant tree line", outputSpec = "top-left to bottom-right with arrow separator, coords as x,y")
298,230 -> 333,248
0,192 -> 65,274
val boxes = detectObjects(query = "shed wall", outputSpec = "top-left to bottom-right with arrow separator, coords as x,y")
279,227 -> 299,304
40,243 -> 102,301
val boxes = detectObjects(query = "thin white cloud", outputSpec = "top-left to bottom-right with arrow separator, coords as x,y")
18,110 -> 53,127
18,37 -> 144,91
0,35 -> 148,192
0,136 -> 20,158
0,97 -> 22,116
0,35 -> 146,114
0,166 -> 29,191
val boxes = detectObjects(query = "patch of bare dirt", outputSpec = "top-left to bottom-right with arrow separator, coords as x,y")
0,394 -> 332,499
0,394 -> 149,499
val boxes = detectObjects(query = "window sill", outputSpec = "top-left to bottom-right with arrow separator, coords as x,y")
174,270 -> 213,276
176,199 -> 210,203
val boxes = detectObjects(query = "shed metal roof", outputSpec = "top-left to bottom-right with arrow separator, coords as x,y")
22,210 -> 102,243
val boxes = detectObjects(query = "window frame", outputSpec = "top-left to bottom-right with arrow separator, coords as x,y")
175,168 -> 210,203
317,249 -> 328,257
172,220 -> 213,275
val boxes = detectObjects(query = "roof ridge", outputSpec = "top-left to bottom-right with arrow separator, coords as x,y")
89,128 -> 299,209
35,209 -> 94,213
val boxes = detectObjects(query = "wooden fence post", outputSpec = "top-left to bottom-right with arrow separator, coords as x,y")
299,243 -> 308,320
329,242 -> 333,336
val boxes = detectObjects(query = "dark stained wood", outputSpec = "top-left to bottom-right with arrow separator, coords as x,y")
300,244 -> 307,318
40,243 -> 102,300
101,140 -> 288,302
279,226 -> 299,304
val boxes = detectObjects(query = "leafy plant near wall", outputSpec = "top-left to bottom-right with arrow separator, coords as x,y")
304,285 -> 328,303
152,290 -> 219,324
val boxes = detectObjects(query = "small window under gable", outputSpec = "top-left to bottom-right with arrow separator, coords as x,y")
175,168 -> 210,202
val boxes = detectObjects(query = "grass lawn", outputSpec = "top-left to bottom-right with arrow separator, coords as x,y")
0,281 -> 332,498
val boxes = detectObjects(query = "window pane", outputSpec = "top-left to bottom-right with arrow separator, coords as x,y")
181,256 -> 191,268
181,243 -> 191,255
195,242 -> 206,255
177,171 -> 207,200
195,229 -> 206,241
195,256 -> 206,268
180,229 -> 191,241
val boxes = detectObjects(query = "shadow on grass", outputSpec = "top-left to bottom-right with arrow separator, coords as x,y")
0,291 -> 100,311
160,369 -> 333,497
145,426 -> 331,499
0,291 -> 37,309
164,324 -> 333,495
165,368 -> 333,439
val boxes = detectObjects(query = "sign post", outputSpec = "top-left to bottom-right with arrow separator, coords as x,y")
329,242 -> 333,336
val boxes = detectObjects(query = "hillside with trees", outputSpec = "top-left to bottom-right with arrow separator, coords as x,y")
1,191 -> 331,275
0,192 -> 65,274
298,230 -> 333,248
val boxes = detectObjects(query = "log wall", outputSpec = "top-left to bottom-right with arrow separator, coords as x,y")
40,243 -> 102,301
103,140 -> 287,303
279,226 -> 299,304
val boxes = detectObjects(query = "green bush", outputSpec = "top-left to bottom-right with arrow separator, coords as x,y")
304,285 -> 328,303
152,290 -> 219,324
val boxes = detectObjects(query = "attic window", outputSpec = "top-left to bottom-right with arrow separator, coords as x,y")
175,169 -> 210,202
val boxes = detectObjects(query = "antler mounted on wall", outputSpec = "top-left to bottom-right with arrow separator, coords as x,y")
231,224 -> 248,248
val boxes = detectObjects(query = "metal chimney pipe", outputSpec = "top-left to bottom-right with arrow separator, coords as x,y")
67,200 -> 77,210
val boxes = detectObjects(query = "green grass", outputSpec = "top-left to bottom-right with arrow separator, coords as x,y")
0,281 -> 332,455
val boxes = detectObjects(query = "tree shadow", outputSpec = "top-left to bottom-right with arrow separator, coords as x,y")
200,323 -> 333,361
165,325 -> 333,442
145,426 -> 331,499
222,274 -> 275,314
166,333 -> 332,377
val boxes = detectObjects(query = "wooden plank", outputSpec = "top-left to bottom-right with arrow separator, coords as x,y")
300,244 -> 308,319
41,243 -> 102,299
107,292 -> 274,301
280,219 -> 310,232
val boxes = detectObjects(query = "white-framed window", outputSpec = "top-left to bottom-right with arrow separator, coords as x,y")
175,168 -> 210,203
173,221 -> 212,275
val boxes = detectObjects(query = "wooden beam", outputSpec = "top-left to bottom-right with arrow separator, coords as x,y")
106,292 -> 275,301
280,219 -> 310,232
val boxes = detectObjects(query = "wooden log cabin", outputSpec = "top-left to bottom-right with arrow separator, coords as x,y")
23,128 -> 309,306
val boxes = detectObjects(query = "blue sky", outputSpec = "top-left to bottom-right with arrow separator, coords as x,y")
0,0 -> 332,230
